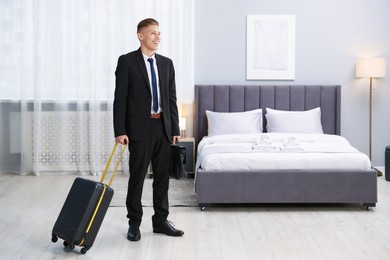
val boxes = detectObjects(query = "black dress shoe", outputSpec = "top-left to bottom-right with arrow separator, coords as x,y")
153,220 -> 184,237
127,225 -> 141,241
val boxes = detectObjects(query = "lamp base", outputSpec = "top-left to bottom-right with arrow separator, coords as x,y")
180,130 -> 186,138
374,167 -> 383,177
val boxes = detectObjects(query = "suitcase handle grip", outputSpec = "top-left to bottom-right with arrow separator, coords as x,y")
100,142 -> 127,186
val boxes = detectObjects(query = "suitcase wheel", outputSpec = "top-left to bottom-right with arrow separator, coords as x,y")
80,247 -> 89,254
51,234 -> 58,243
63,241 -> 75,250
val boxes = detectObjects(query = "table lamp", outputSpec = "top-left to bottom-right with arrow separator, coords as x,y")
179,117 -> 186,138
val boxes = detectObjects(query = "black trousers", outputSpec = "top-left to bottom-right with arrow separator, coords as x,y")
126,117 -> 170,227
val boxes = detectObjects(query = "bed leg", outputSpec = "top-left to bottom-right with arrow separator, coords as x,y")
199,204 -> 207,211
363,203 -> 376,211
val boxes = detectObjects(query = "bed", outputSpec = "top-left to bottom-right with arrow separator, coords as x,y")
194,85 -> 377,210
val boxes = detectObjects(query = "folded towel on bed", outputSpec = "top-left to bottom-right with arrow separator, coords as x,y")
282,142 -> 300,147
255,140 -> 272,145
279,144 -> 304,151
252,144 -> 278,151
255,134 -> 271,144
280,136 -> 302,150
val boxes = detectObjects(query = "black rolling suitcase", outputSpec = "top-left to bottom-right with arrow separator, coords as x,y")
51,143 -> 127,254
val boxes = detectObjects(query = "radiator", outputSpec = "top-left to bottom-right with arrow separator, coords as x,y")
26,111 -> 128,173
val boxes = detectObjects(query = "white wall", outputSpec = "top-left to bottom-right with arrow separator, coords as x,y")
195,0 -> 390,166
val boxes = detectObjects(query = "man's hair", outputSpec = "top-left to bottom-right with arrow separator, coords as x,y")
137,18 -> 159,33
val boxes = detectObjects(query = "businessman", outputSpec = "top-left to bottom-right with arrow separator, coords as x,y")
113,18 -> 184,241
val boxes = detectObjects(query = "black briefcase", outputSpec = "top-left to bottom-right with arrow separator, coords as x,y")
169,144 -> 187,179
51,143 -> 127,254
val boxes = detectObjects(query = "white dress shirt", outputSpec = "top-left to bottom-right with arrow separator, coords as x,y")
142,53 -> 161,114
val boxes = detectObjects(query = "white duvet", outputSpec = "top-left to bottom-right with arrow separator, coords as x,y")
195,133 -> 371,172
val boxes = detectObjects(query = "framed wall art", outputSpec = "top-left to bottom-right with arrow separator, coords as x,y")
247,15 -> 296,80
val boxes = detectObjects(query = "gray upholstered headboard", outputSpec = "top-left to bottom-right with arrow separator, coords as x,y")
195,85 -> 341,146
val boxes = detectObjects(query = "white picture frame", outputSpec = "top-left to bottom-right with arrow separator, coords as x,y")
247,15 -> 296,80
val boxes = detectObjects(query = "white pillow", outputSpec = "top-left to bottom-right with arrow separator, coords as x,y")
206,109 -> 262,136
265,107 -> 324,133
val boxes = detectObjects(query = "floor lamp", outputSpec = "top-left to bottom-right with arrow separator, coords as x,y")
356,58 -> 386,176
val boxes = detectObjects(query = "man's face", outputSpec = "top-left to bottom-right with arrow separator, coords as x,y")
138,25 -> 160,53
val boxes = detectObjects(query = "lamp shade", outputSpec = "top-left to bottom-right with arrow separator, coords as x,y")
356,58 -> 386,78
179,117 -> 186,130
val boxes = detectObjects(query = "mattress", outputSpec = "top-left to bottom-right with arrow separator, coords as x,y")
196,133 -> 372,172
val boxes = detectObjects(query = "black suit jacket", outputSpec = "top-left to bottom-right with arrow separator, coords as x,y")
113,48 -> 180,141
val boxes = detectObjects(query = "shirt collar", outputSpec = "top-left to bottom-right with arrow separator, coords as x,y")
142,52 -> 156,62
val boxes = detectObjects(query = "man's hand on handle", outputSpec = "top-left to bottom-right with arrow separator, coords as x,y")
116,135 -> 128,145
172,135 -> 180,145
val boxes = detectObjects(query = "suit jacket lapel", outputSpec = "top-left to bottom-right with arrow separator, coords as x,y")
155,54 -> 165,97
135,48 -> 152,93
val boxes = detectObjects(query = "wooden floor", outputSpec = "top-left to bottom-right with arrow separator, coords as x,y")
1,168 -> 390,260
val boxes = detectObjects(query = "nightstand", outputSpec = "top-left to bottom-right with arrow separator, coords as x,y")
179,137 -> 195,175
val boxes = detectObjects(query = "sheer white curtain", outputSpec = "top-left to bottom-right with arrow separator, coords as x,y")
0,0 -> 194,175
